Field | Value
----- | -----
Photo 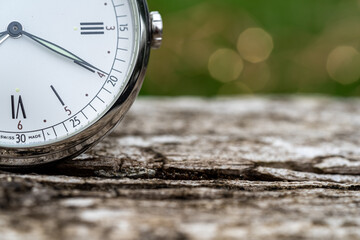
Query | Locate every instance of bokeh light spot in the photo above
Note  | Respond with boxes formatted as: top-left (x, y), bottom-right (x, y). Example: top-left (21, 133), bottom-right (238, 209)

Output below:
top-left (208, 48), bottom-right (244, 83)
top-left (326, 46), bottom-right (360, 85)
top-left (237, 28), bottom-right (274, 63)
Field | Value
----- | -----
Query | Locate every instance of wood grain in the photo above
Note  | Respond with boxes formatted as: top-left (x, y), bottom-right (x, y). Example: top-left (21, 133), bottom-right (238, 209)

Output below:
top-left (1, 97), bottom-right (360, 240)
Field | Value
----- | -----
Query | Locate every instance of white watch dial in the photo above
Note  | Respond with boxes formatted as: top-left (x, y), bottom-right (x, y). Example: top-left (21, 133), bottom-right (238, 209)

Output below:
top-left (0, 0), bottom-right (139, 147)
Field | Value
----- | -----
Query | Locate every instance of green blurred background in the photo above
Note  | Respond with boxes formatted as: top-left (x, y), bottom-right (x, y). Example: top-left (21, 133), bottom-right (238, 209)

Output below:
top-left (143, 0), bottom-right (360, 96)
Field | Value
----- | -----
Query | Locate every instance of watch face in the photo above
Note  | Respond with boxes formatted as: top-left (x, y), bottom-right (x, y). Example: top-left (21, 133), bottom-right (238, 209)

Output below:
top-left (0, 0), bottom-right (139, 148)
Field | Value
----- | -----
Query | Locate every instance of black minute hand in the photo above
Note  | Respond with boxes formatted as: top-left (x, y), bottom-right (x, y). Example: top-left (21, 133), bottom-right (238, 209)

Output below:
top-left (22, 31), bottom-right (107, 75)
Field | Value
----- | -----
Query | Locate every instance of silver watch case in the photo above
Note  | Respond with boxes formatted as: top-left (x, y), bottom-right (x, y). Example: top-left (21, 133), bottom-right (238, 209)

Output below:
top-left (0, 0), bottom-right (161, 168)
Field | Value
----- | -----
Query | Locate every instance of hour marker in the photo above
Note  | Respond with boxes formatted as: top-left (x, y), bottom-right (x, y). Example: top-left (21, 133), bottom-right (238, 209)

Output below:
top-left (11, 95), bottom-right (27, 119)
top-left (80, 22), bottom-right (104, 35)
top-left (51, 85), bottom-right (65, 106)
top-left (51, 86), bottom-right (72, 116)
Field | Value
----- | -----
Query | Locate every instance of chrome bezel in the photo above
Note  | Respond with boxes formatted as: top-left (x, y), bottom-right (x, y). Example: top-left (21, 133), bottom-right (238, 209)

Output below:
top-left (0, 0), bottom-right (152, 168)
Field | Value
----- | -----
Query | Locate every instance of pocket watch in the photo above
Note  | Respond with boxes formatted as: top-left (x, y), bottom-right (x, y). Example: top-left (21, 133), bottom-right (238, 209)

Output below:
top-left (0, 0), bottom-right (163, 168)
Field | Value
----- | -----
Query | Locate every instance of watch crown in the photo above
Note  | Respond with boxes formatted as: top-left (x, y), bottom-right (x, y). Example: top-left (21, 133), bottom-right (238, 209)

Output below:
top-left (150, 11), bottom-right (163, 49)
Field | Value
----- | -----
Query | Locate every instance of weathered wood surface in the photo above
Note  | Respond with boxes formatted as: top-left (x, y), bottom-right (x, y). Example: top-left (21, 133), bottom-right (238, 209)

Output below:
top-left (1, 97), bottom-right (360, 240)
